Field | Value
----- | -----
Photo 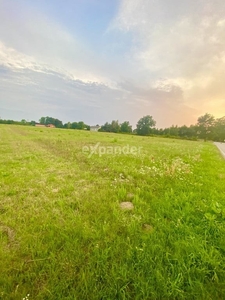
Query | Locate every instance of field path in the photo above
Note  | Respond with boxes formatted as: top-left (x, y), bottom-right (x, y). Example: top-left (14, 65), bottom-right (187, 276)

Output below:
top-left (214, 142), bottom-right (225, 158)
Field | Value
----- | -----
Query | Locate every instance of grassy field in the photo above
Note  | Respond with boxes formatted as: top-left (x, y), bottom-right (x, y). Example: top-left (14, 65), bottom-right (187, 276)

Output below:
top-left (1, 125), bottom-right (225, 299)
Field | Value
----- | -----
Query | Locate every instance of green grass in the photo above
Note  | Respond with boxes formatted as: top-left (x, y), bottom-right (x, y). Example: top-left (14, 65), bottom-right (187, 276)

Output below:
top-left (1, 124), bottom-right (225, 299)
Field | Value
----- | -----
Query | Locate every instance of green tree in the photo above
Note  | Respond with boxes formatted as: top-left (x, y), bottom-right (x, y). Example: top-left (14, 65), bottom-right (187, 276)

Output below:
top-left (197, 113), bottom-right (215, 140)
top-left (120, 121), bottom-right (132, 133)
top-left (39, 117), bottom-right (46, 124)
top-left (179, 125), bottom-right (189, 137)
top-left (99, 122), bottom-right (111, 132)
top-left (77, 121), bottom-right (85, 130)
top-left (214, 116), bottom-right (225, 142)
top-left (63, 122), bottom-right (70, 129)
top-left (99, 120), bottom-right (120, 133)
top-left (111, 120), bottom-right (120, 133)
top-left (39, 116), bottom-right (63, 128)
top-left (136, 115), bottom-right (156, 136)
top-left (30, 120), bottom-right (36, 126)
top-left (71, 122), bottom-right (78, 129)
top-left (169, 125), bottom-right (179, 136)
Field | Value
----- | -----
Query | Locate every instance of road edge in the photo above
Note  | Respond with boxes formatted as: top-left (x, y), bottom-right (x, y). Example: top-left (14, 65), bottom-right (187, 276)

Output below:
top-left (214, 142), bottom-right (225, 159)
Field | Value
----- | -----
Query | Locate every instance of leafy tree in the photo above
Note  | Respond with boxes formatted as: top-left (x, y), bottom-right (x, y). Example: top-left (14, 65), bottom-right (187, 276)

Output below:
top-left (111, 120), bottom-right (120, 133)
top-left (99, 120), bottom-right (121, 133)
top-left (197, 113), bottom-right (215, 140)
top-left (179, 125), bottom-right (189, 137)
top-left (71, 122), bottom-right (78, 129)
top-left (99, 122), bottom-right (111, 132)
top-left (77, 121), bottom-right (85, 130)
top-left (54, 118), bottom-right (63, 128)
top-left (39, 117), bottom-right (46, 125)
top-left (154, 128), bottom-right (163, 135)
top-left (188, 125), bottom-right (198, 139)
top-left (63, 122), bottom-right (71, 129)
top-left (169, 125), bottom-right (179, 136)
top-left (213, 117), bottom-right (225, 142)
top-left (67, 121), bottom-right (89, 130)
top-left (120, 121), bottom-right (132, 133)
top-left (30, 120), bottom-right (36, 126)
top-left (39, 116), bottom-right (63, 128)
top-left (136, 115), bottom-right (156, 136)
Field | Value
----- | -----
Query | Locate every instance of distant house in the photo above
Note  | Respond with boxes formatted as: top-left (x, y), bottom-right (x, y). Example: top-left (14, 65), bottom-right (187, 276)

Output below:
top-left (35, 123), bottom-right (55, 128)
top-left (35, 123), bottom-right (46, 128)
top-left (90, 125), bottom-right (101, 132)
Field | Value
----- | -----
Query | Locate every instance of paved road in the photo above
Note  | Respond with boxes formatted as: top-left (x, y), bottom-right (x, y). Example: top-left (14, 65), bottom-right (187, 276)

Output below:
top-left (214, 142), bottom-right (225, 158)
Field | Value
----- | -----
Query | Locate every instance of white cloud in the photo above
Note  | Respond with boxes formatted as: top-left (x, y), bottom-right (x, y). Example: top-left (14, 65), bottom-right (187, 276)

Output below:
top-left (109, 0), bottom-right (225, 121)
top-left (1, 0), bottom-right (225, 127)
top-left (0, 1), bottom-right (114, 85)
top-left (0, 40), bottom-right (108, 87)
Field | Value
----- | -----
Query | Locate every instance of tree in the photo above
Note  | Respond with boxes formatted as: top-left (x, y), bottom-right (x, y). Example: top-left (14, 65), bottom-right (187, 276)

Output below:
top-left (99, 122), bottom-right (111, 132)
top-left (136, 115), bottom-right (156, 136)
top-left (63, 122), bottom-right (70, 129)
top-left (39, 117), bottom-right (46, 124)
top-left (169, 125), bottom-right (179, 136)
top-left (214, 116), bottom-right (225, 142)
top-left (77, 121), bottom-right (85, 130)
top-left (39, 116), bottom-right (63, 128)
top-left (67, 121), bottom-right (89, 130)
top-left (120, 121), bottom-right (132, 133)
top-left (179, 125), bottom-right (189, 138)
top-left (54, 118), bottom-right (63, 128)
top-left (71, 122), bottom-right (78, 129)
top-left (99, 120), bottom-right (121, 133)
top-left (30, 120), bottom-right (36, 126)
top-left (111, 120), bottom-right (120, 133)
top-left (197, 113), bottom-right (215, 140)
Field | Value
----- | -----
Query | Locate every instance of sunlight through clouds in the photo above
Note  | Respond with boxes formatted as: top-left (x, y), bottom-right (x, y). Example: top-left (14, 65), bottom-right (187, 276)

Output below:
top-left (0, 0), bottom-right (225, 126)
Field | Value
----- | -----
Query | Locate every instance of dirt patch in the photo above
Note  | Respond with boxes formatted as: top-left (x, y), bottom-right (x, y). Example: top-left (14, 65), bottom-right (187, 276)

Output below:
top-left (120, 202), bottom-right (134, 210)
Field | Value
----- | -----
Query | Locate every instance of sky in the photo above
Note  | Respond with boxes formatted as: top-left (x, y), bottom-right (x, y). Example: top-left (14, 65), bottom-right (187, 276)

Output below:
top-left (0, 0), bottom-right (225, 128)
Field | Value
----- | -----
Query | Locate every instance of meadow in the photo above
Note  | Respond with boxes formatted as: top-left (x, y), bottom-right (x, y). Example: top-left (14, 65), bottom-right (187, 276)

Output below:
top-left (1, 124), bottom-right (225, 300)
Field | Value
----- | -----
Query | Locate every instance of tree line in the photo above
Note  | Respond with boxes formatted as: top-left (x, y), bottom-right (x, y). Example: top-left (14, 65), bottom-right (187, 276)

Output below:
top-left (164, 113), bottom-right (225, 142)
top-left (0, 113), bottom-right (224, 141)
top-left (99, 114), bottom-right (225, 142)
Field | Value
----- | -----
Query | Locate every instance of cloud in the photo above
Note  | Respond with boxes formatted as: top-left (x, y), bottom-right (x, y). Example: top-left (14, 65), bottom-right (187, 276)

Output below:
top-left (111, 0), bottom-right (225, 78)
top-left (107, 0), bottom-right (225, 122)
top-left (1, 0), bottom-right (225, 127)
top-left (0, 0), bottom-right (111, 84)
top-left (0, 56), bottom-right (131, 126)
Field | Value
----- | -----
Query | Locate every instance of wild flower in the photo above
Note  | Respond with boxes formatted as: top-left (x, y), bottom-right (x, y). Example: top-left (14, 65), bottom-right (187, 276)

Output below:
top-left (137, 157), bottom-right (193, 178)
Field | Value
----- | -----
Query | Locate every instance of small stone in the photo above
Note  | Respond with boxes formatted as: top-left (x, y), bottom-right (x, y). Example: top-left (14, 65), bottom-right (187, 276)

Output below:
top-left (120, 202), bottom-right (134, 210)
